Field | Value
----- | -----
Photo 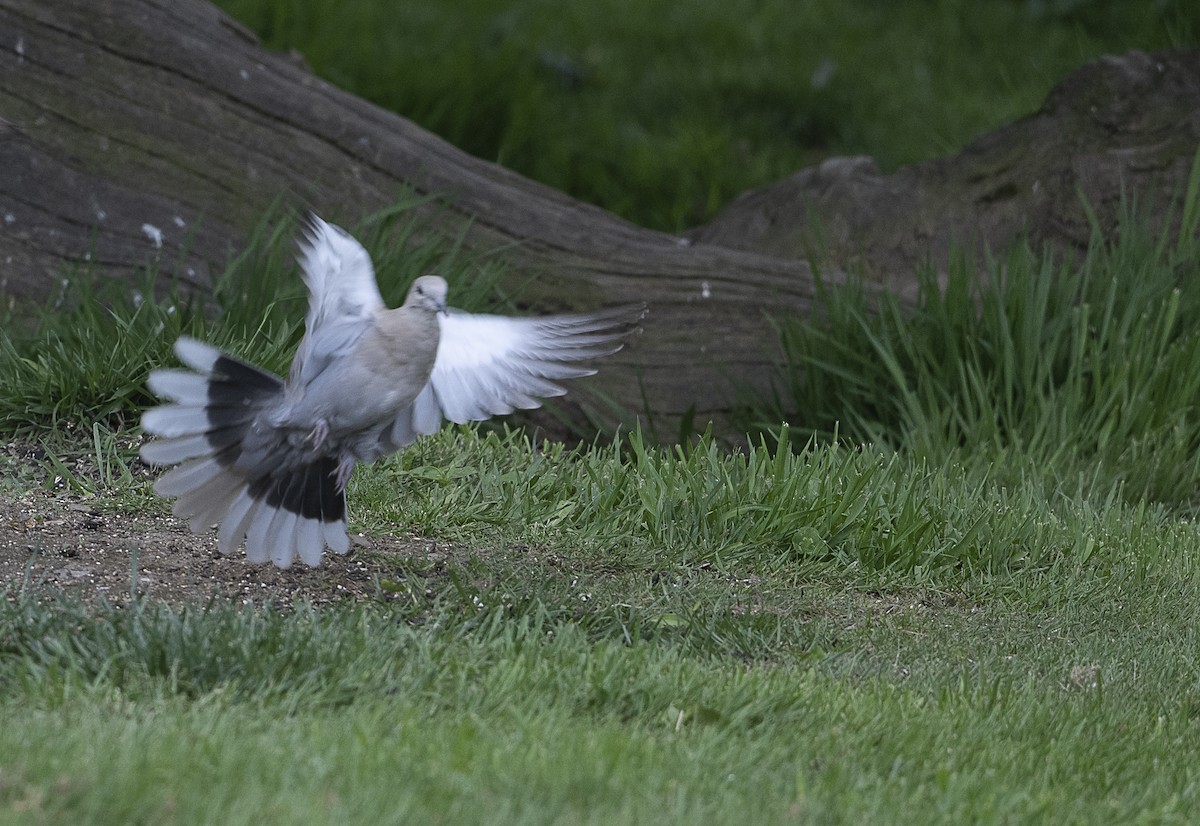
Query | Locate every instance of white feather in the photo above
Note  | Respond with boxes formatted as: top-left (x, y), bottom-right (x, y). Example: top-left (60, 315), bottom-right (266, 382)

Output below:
top-left (268, 509), bottom-right (299, 569)
top-left (296, 518), bottom-right (325, 566)
top-left (154, 457), bottom-right (224, 497)
top-left (218, 489), bottom-right (258, 555)
top-left (142, 405), bottom-right (212, 438)
top-left (140, 433), bottom-right (213, 466)
top-left (146, 370), bottom-right (209, 406)
top-left (293, 215), bottom-right (386, 384)
top-left (427, 310), bottom-right (628, 424)
top-left (244, 504), bottom-right (276, 565)
top-left (173, 337), bottom-right (221, 374)
top-left (185, 474), bottom-right (243, 534)
top-left (323, 519), bottom-right (350, 555)
top-left (411, 383), bottom-right (442, 435)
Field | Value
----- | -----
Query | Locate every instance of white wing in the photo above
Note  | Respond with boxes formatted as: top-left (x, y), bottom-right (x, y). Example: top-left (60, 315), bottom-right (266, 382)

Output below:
top-left (430, 306), bottom-right (642, 423)
top-left (373, 304), bottom-right (643, 456)
top-left (291, 214), bottom-right (386, 385)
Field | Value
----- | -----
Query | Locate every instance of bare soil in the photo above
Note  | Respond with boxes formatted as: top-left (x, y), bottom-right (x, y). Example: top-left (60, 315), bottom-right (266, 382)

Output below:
top-left (0, 440), bottom-right (450, 610)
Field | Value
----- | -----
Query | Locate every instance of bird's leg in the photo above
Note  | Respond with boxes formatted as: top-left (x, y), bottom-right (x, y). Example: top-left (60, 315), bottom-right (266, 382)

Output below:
top-left (307, 418), bottom-right (330, 449)
top-left (333, 454), bottom-right (357, 493)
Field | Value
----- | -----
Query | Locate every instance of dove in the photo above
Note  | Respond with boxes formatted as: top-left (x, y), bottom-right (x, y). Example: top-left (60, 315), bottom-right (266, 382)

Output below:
top-left (140, 214), bottom-right (644, 568)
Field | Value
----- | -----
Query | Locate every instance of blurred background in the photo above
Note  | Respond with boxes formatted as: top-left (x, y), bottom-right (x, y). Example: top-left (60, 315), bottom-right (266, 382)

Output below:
top-left (213, 0), bottom-right (1199, 231)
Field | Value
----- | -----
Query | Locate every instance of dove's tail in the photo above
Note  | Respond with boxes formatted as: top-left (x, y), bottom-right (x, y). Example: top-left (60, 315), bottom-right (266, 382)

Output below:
top-left (140, 337), bottom-right (349, 568)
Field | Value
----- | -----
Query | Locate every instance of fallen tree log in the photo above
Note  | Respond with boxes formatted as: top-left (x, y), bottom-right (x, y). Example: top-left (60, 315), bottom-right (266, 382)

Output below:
top-left (1, 0), bottom-right (1197, 437)
top-left (690, 50), bottom-right (1200, 278)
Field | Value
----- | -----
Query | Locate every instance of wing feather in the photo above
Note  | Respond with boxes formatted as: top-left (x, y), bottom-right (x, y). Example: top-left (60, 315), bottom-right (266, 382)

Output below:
top-left (427, 305), bottom-right (643, 426)
top-left (291, 215), bottom-right (385, 384)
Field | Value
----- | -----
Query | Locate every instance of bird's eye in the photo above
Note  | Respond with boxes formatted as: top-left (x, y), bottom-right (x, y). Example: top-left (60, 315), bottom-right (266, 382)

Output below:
top-left (416, 285), bottom-right (424, 295)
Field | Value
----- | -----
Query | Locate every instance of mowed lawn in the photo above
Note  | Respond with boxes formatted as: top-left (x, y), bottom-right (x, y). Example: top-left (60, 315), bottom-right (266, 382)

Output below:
top-left (3, 423), bottom-right (1200, 823)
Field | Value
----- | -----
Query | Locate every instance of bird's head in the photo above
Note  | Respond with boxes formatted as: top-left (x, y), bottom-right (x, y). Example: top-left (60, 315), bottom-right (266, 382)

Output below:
top-left (406, 275), bottom-right (449, 315)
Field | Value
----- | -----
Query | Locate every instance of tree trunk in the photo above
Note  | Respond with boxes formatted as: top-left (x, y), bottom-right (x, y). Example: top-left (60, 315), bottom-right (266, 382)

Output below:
top-left (2, 0), bottom-right (1197, 438)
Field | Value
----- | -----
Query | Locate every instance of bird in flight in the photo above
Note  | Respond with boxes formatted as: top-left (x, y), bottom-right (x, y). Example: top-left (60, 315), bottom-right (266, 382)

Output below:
top-left (140, 215), bottom-right (644, 568)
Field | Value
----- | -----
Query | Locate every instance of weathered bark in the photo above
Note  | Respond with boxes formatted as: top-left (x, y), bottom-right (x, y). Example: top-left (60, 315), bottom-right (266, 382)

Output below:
top-left (1, 0), bottom-right (1198, 438)
top-left (691, 50), bottom-right (1200, 276)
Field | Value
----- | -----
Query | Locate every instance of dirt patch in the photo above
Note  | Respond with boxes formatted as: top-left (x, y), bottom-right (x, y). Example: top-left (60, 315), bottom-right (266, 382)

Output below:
top-left (0, 441), bottom-right (452, 610)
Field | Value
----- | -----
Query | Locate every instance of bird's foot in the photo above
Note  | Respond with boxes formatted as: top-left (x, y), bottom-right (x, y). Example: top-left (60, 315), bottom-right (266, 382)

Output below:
top-left (333, 455), bottom-right (356, 492)
top-left (307, 419), bottom-right (330, 449)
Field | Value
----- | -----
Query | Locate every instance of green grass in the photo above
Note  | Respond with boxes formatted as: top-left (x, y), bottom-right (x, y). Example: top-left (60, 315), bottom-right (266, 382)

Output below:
top-left (4, 481), bottom-right (1200, 822)
top-left (765, 154), bottom-right (1200, 514)
top-left (211, 0), bottom-right (1199, 230)
top-left (6, 4), bottom-right (1200, 821)
top-left (356, 426), bottom-right (1093, 575)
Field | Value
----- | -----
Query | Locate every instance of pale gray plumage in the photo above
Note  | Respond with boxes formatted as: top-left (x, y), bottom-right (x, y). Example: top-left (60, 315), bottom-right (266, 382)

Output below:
top-left (140, 214), bottom-right (644, 568)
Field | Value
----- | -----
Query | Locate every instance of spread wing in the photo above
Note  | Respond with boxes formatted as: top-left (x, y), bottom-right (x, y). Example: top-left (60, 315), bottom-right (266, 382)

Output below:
top-left (380, 305), bottom-right (644, 450)
top-left (290, 214), bottom-right (386, 386)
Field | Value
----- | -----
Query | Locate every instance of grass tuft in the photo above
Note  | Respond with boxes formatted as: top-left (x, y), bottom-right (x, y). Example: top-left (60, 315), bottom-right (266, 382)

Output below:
top-left (350, 423), bottom-right (1186, 577)
top-left (767, 160), bottom-right (1200, 513)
